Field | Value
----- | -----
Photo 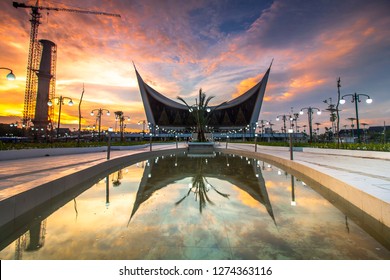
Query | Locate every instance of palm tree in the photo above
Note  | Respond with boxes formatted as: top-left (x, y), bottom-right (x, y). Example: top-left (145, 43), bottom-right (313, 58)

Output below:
top-left (178, 88), bottom-right (224, 142)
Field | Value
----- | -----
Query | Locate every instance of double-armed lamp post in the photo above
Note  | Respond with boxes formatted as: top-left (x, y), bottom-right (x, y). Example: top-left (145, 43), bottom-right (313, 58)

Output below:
top-left (299, 107), bottom-right (321, 142)
top-left (339, 93), bottom-right (372, 143)
top-left (91, 108), bottom-right (110, 141)
top-left (0, 67), bottom-right (16, 80)
top-left (48, 95), bottom-right (73, 138)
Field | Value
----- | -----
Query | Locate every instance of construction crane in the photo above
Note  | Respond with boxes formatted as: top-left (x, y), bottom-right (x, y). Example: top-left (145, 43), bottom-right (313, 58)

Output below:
top-left (13, 1), bottom-right (121, 126)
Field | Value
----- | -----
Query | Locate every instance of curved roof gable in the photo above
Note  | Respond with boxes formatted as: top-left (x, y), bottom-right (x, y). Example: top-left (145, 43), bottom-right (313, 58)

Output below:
top-left (135, 64), bottom-right (271, 128)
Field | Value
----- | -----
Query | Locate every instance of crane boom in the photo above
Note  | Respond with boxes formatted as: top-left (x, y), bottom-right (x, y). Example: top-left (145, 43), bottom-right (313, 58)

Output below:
top-left (13, 2), bottom-right (121, 18)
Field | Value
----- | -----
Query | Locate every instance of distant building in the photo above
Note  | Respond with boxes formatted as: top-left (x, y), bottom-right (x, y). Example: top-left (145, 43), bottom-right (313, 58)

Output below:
top-left (135, 64), bottom-right (272, 131)
top-left (368, 125), bottom-right (389, 133)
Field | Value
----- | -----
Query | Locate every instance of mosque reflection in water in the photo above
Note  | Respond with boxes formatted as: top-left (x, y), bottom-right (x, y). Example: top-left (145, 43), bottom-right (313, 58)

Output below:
top-left (128, 153), bottom-right (276, 224)
top-left (1, 152), bottom-right (389, 260)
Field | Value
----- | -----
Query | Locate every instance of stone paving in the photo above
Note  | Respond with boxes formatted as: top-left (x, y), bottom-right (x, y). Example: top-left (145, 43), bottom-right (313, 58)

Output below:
top-left (225, 143), bottom-right (390, 205)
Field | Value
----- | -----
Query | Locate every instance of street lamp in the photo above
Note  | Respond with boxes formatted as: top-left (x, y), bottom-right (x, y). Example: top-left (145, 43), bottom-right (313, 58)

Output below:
top-left (288, 128), bottom-right (294, 160)
top-left (339, 93), bottom-right (372, 143)
top-left (48, 95), bottom-right (74, 138)
top-left (90, 108), bottom-right (110, 141)
top-left (0, 67), bottom-right (16, 80)
top-left (299, 107), bottom-right (321, 142)
top-left (255, 133), bottom-right (258, 152)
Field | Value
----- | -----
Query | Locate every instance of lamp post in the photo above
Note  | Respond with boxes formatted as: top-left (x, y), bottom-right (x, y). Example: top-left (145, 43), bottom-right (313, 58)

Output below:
top-left (339, 93), bottom-right (372, 143)
top-left (288, 128), bottom-right (294, 160)
top-left (0, 67), bottom-right (16, 80)
top-left (255, 133), bottom-right (258, 152)
top-left (226, 135), bottom-right (229, 149)
top-left (48, 95), bottom-right (73, 138)
top-left (90, 108), bottom-right (110, 141)
top-left (299, 107), bottom-right (321, 142)
top-left (107, 127), bottom-right (113, 160)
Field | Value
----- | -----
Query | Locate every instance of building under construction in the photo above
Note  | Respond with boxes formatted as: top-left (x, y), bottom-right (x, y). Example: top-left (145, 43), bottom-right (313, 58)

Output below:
top-left (33, 39), bottom-right (57, 131)
top-left (13, 1), bottom-right (121, 132)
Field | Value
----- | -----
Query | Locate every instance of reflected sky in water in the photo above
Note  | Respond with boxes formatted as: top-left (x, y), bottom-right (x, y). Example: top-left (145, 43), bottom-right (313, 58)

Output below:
top-left (1, 152), bottom-right (389, 260)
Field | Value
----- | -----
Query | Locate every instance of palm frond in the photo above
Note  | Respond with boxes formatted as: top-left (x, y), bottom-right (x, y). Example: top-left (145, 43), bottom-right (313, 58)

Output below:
top-left (204, 95), bottom-right (215, 107)
top-left (177, 96), bottom-right (191, 109)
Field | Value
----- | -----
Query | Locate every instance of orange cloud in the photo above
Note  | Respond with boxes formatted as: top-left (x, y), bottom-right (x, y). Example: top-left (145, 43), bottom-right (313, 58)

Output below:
top-left (231, 74), bottom-right (263, 98)
top-left (289, 75), bottom-right (325, 89)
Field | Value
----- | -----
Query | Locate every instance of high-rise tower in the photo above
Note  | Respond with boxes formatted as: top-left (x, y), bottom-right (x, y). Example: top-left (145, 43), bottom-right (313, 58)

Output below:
top-left (33, 39), bottom-right (56, 131)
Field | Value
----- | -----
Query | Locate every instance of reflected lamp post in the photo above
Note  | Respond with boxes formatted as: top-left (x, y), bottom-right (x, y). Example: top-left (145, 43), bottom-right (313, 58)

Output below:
top-left (339, 93), bottom-right (372, 143)
top-left (0, 67), bottom-right (16, 80)
top-left (90, 108), bottom-right (110, 141)
top-left (48, 95), bottom-right (74, 138)
top-left (291, 175), bottom-right (296, 206)
top-left (299, 107), bottom-right (321, 142)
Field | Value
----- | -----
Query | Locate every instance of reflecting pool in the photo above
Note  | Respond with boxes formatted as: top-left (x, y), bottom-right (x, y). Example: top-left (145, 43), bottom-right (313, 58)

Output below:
top-left (0, 152), bottom-right (389, 260)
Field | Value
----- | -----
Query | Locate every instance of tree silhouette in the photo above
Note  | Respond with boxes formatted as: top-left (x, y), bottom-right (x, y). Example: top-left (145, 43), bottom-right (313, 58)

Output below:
top-left (178, 88), bottom-right (225, 142)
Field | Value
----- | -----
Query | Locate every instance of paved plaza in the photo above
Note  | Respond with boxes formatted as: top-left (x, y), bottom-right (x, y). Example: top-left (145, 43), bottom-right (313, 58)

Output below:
top-left (0, 142), bottom-right (389, 226)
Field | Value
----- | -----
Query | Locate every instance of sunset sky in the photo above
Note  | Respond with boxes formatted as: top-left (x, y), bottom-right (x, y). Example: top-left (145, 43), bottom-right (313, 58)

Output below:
top-left (0, 0), bottom-right (389, 133)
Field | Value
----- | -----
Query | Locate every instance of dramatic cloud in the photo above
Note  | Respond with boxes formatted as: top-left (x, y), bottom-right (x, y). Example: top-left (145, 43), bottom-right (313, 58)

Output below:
top-left (0, 0), bottom-right (389, 131)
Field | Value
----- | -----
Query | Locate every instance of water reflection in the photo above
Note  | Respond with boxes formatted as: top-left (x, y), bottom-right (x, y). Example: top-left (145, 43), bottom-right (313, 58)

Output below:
top-left (112, 170), bottom-right (123, 187)
top-left (290, 175), bottom-right (296, 206)
top-left (0, 151), bottom-right (389, 260)
top-left (128, 153), bottom-right (276, 224)
top-left (14, 219), bottom-right (47, 259)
